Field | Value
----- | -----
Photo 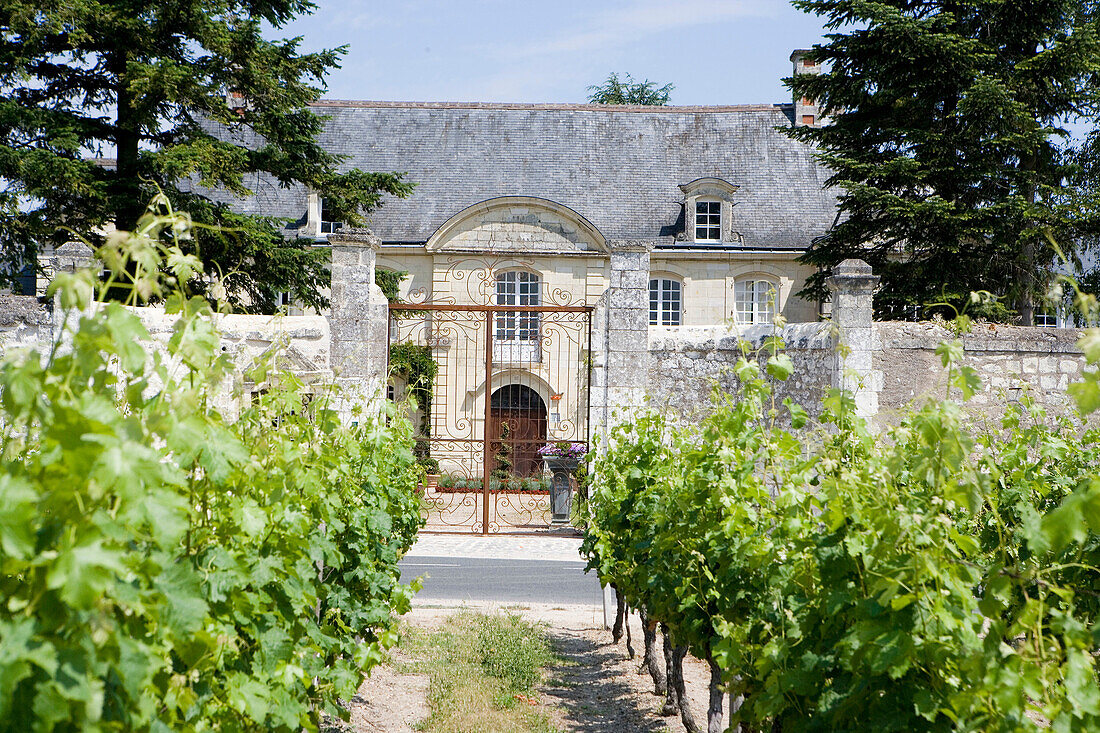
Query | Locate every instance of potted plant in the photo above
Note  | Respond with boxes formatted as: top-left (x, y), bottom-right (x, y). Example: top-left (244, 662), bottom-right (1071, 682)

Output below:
top-left (418, 455), bottom-right (441, 490)
top-left (537, 442), bottom-right (588, 525)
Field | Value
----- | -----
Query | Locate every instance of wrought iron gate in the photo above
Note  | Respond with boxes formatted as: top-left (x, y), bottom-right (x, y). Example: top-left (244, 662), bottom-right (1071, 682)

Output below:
top-left (389, 303), bottom-right (592, 534)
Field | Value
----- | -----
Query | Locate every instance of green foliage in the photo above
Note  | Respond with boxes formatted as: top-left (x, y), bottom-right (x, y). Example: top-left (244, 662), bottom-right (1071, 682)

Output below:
top-left (586, 72), bottom-right (674, 105)
top-left (474, 614), bottom-right (555, 694)
top-left (0, 0), bottom-right (414, 309)
top-left (0, 198), bottom-right (424, 730)
top-left (492, 423), bottom-right (515, 479)
top-left (375, 268), bottom-right (409, 303)
top-left (583, 327), bottom-right (1100, 731)
top-left (389, 342), bottom-right (439, 472)
top-left (787, 0), bottom-right (1100, 323)
top-left (389, 343), bottom-right (437, 415)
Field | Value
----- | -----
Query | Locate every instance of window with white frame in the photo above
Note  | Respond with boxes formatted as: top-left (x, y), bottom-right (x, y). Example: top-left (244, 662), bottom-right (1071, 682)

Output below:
top-left (495, 271), bottom-right (540, 341)
top-left (734, 279), bottom-right (776, 325)
top-left (320, 198), bottom-right (343, 235)
top-left (1035, 311), bottom-right (1058, 328)
top-left (695, 200), bottom-right (721, 241)
top-left (649, 278), bottom-right (682, 326)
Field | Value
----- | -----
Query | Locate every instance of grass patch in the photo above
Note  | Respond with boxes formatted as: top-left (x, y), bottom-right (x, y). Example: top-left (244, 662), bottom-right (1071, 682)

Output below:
top-left (400, 612), bottom-right (561, 733)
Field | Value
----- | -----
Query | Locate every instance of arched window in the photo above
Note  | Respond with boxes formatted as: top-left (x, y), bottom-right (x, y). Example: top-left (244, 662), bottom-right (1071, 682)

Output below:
top-left (495, 271), bottom-right (540, 341)
top-left (649, 277), bottom-right (682, 326)
top-left (734, 278), bottom-right (777, 325)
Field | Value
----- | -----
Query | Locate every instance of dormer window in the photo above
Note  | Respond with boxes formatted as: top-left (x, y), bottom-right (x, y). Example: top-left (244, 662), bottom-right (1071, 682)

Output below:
top-left (320, 198), bottom-right (343, 235)
top-left (678, 178), bottom-right (738, 245)
top-left (695, 201), bottom-right (721, 241)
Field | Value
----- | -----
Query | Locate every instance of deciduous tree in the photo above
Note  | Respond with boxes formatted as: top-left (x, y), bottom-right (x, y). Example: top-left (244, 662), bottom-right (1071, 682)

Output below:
top-left (587, 72), bottom-right (674, 105)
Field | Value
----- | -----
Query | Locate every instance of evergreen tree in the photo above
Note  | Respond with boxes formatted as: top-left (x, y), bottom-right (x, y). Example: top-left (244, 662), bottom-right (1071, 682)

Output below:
top-left (587, 72), bottom-right (674, 105)
top-left (0, 0), bottom-right (412, 310)
top-left (787, 0), bottom-right (1100, 323)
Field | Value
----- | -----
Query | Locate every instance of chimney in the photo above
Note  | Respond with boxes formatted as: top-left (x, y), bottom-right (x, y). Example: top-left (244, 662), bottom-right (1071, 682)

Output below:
top-left (226, 89), bottom-right (248, 117)
top-left (790, 49), bottom-right (822, 127)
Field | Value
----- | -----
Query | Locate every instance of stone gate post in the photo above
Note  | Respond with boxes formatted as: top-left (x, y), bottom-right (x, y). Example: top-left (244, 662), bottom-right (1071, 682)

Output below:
top-left (591, 242), bottom-right (651, 450)
top-left (827, 258), bottom-right (881, 419)
top-left (47, 241), bottom-right (98, 342)
top-left (328, 228), bottom-right (389, 418)
top-left (590, 242), bottom-right (653, 626)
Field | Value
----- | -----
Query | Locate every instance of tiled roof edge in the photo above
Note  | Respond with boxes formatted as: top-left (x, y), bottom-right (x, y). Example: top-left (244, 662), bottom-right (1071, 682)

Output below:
top-left (310, 100), bottom-right (793, 113)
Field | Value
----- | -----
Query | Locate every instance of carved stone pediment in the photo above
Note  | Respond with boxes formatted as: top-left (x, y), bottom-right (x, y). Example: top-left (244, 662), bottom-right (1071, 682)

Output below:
top-left (427, 197), bottom-right (608, 255)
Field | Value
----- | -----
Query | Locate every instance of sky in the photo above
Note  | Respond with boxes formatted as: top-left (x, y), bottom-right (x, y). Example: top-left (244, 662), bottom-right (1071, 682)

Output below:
top-left (272, 0), bottom-right (833, 106)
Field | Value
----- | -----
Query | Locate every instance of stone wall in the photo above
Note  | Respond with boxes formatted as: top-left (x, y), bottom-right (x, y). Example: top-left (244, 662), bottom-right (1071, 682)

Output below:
top-left (646, 318), bottom-right (1090, 426)
top-left (0, 293), bottom-right (51, 356)
top-left (644, 257), bottom-right (1091, 426)
top-left (647, 323), bottom-right (835, 421)
top-left (874, 321), bottom-right (1085, 420)
top-left (0, 296), bottom-right (333, 420)
top-left (133, 308), bottom-right (332, 420)
top-left (5, 249), bottom-right (1092, 434)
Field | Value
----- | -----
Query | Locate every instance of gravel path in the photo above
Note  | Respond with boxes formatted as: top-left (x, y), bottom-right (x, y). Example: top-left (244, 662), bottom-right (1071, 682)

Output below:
top-left (343, 534), bottom-right (724, 732)
top-left (342, 603), bottom-right (726, 733)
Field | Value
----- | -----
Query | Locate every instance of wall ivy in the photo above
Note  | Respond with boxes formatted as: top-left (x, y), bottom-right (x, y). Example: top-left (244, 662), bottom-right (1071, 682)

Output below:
top-left (377, 269), bottom-right (440, 473)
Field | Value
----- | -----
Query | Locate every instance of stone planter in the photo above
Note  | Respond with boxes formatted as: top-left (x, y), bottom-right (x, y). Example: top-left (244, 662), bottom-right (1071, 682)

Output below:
top-left (544, 456), bottom-right (580, 526)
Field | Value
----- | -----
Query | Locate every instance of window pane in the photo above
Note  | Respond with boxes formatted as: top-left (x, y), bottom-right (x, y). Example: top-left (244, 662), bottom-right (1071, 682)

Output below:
top-left (649, 278), bottom-right (682, 326)
top-left (695, 200), bottom-right (721, 241)
top-left (667, 280), bottom-right (681, 325)
top-left (734, 279), bottom-right (777, 324)
top-left (496, 271), bottom-right (540, 340)
top-left (320, 198), bottom-right (343, 234)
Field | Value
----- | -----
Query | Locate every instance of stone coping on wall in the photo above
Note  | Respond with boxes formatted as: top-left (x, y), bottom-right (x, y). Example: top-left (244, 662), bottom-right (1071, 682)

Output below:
top-left (648, 322), bottom-right (834, 352)
top-left (126, 308), bottom-right (332, 374)
top-left (121, 306), bottom-right (328, 339)
top-left (876, 321), bottom-right (1083, 355)
top-left (0, 293), bottom-right (50, 326)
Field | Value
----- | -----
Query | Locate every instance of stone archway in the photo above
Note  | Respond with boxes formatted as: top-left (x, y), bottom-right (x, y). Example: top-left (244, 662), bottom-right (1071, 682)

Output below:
top-left (488, 384), bottom-right (547, 478)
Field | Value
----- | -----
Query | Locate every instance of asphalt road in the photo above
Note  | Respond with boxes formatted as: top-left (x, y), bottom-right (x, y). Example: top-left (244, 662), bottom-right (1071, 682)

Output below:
top-left (399, 555), bottom-right (603, 605)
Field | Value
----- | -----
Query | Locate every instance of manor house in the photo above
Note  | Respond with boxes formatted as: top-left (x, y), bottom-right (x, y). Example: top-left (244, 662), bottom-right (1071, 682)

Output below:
top-left (191, 51), bottom-right (840, 530)
top-left (196, 50), bottom-right (832, 487)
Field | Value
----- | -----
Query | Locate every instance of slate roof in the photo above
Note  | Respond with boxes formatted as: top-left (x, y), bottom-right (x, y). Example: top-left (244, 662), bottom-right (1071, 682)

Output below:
top-left (205, 101), bottom-right (839, 250)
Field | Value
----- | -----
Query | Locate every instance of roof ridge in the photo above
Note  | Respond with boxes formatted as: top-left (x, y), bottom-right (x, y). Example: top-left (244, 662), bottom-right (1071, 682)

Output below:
top-left (309, 100), bottom-right (792, 113)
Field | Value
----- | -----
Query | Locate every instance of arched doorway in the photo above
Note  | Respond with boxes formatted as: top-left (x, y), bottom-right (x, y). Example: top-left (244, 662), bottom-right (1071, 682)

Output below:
top-left (488, 384), bottom-right (547, 478)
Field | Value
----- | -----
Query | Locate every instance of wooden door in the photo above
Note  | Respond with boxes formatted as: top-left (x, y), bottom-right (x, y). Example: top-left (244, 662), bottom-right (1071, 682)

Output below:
top-left (488, 385), bottom-right (547, 478)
